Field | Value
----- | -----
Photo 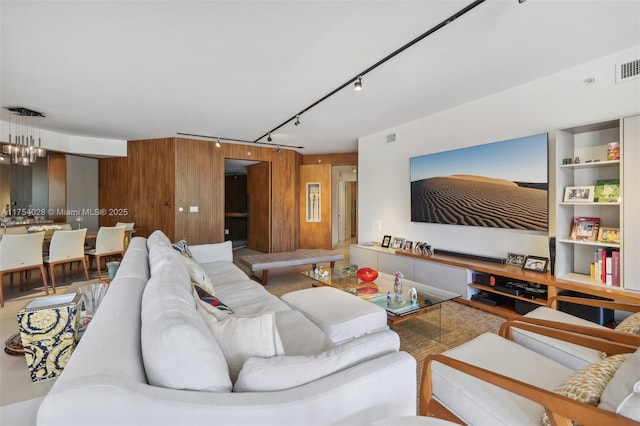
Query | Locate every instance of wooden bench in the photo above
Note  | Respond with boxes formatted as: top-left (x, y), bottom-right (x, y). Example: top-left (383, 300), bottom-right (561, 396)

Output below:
top-left (238, 249), bottom-right (344, 285)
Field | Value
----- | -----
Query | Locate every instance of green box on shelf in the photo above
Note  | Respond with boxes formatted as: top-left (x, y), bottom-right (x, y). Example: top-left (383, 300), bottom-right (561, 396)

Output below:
top-left (594, 179), bottom-right (619, 203)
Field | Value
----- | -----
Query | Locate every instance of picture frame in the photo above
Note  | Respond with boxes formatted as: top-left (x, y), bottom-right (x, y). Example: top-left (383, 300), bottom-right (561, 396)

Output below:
top-left (506, 252), bottom-right (526, 266)
top-left (598, 227), bottom-right (620, 244)
top-left (570, 216), bottom-right (601, 241)
top-left (563, 185), bottom-right (595, 203)
top-left (381, 235), bottom-right (392, 248)
top-left (594, 179), bottom-right (620, 203)
top-left (522, 256), bottom-right (549, 273)
top-left (403, 240), bottom-right (413, 250)
top-left (391, 237), bottom-right (405, 249)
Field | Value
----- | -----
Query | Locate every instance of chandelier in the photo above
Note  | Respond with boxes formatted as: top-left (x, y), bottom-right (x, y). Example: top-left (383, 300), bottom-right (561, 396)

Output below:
top-left (2, 107), bottom-right (47, 166)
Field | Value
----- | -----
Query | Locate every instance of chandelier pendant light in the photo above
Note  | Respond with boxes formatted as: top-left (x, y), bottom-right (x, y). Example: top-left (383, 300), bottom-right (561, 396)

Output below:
top-left (3, 107), bottom-right (46, 166)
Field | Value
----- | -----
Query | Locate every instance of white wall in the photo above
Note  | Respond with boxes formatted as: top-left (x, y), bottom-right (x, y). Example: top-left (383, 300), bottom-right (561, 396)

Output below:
top-left (358, 46), bottom-right (640, 260)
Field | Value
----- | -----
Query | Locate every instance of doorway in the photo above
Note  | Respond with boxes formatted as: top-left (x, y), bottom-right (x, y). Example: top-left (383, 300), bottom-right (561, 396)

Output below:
top-left (224, 159), bottom-right (271, 252)
top-left (332, 165), bottom-right (357, 247)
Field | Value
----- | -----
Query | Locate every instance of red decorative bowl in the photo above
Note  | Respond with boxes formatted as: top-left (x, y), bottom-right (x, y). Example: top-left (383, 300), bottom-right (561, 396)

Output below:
top-left (357, 267), bottom-right (378, 283)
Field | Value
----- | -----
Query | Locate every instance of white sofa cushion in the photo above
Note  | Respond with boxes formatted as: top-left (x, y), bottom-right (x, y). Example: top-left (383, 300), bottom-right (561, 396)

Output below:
top-left (511, 306), bottom-right (606, 370)
top-left (190, 241), bottom-right (233, 263)
top-left (599, 346), bottom-right (640, 420)
top-left (233, 330), bottom-right (400, 392)
top-left (141, 257), bottom-right (231, 392)
top-left (200, 312), bottom-right (285, 383)
top-left (281, 286), bottom-right (388, 343)
top-left (431, 332), bottom-right (572, 426)
top-left (274, 310), bottom-right (335, 355)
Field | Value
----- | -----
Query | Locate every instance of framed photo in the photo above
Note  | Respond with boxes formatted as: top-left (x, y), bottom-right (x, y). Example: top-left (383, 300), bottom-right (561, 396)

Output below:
top-left (522, 256), bottom-right (549, 273)
top-left (404, 240), bottom-right (413, 250)
top-left (381, 235), bottom-right (392, 248)
top-left (570, 216), bottom-right (601, 241)
top-left (506, 252), bottom-right (526, 266)
top-left (563, 185), bottom-right (595, 203)
top-left (598, 227), bottom-right (620, 244)
top-left (391, 237), bottom-right (405, 249)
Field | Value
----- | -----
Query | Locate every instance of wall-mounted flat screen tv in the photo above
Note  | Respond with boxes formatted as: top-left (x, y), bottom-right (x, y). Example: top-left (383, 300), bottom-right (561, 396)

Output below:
top-left (410, 133), bottom-right (548, 231)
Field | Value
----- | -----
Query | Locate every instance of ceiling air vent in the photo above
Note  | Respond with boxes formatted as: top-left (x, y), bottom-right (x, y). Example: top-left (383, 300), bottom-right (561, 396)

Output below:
top-left (386, 133), bottom-right (396, 144)
top-left (616, 59), bottom-right (640, 83)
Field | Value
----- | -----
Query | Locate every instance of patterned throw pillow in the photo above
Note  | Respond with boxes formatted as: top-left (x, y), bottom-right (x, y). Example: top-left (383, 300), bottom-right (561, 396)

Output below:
top-left (542, 353), bottom-right (631, 426)
top-left (615, 312), bottom-right (640, 335)
top-left (172, 239), bottom-right (193, 259)
top-left (194, 285), bottom-right (234, 315)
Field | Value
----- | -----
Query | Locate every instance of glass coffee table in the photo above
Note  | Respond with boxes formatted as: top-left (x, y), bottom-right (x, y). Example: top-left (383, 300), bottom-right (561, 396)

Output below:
top-left (302, 268), bottom-right (459, 340)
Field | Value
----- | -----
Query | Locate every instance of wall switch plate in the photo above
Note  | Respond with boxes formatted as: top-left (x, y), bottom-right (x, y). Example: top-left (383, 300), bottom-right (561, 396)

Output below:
top-left (189, 206), bottom-right (198, 213)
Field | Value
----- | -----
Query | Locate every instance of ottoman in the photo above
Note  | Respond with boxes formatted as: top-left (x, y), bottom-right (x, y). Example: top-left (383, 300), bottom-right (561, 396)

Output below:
top-left (281, 286), bottom-right (388, 343)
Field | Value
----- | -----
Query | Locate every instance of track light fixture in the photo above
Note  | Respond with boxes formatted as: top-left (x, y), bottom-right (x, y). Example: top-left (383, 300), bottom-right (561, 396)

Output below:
top-left (276, 145), bottom-right (281, 153)
top-left (354, 76), bottom-right (363, 91)
top-left (215, 138), bottom-right (221, 148)
top-left (294, 115), bottom-right (300, 126)
top-left (267, 133), bottom-right (272, 142)
top-left (518, 0), bottom-right (527, 3)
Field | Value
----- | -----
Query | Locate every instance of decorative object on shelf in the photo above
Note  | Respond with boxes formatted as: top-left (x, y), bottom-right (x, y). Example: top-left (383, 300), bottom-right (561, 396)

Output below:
top-left (563, 185), bottom-right (595, 203)
top-left (562, 158), bottom-right (573, 165)
top-left (574, 156), bottom-right (581, 164)
top-left (393, 271), bottom-right (404, 302)
top-left (391, 237), bottom-right (405, 249)
top-left (598, 227), bottom-right (620, 244)
top-left (607, 142), bottom-right (620, 160)
top-left (356, 267), bottom-right (378, 283)
top-left (522, 256), bottom-right (549, 273)
top-left (17, 292), bottom-right (82, 382)
top-left (414, 242), bottom-right (433, 256)
top-left (570, 217), bottom-right (601, 241)
top-left (506, 252), bottom-right (526, 266)
top-left (594, 179), bottom-right (620, 203)
top-left (403, 240), bottom-right (413, 250)
top-left (381, 235), bottom-right (392, 248)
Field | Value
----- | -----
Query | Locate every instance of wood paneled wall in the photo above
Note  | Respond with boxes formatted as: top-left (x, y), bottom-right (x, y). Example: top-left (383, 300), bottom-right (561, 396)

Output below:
top-left (301, 153), bottom-right (358, 166)
top-left (98, 156), bottom-right (129, 227)
top-left (48, 154), bottom-right (66, 223)
top-left (299, 163), bottom-right (332, 249)
top-left (99, 139), bottom-right (302, 251)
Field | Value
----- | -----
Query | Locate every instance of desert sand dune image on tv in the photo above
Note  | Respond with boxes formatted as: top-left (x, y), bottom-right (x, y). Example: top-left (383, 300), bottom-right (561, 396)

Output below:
top-left (410, 133), bottom-right (548, 232)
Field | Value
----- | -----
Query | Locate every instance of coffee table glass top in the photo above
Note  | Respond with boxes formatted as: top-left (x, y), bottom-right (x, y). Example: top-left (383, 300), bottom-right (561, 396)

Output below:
top-left (301, 267), bottom-right (458, 319)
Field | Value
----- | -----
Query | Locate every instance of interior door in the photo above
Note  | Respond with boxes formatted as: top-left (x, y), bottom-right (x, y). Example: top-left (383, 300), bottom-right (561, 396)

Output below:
top-left (247, 161), bottom-right (271, 253)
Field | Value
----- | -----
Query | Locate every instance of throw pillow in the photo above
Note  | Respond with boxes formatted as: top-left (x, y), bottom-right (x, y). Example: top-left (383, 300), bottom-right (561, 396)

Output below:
top-left (193, 286), bottom-right (233, 322)
top-left (615, 312), bottom-right (640, 335)
top-left (172, 239), bottom-right (193, 259)
top-left (599, 346), bottom-right (640, 420)
top-left (203, 312), bottom-right (285, 383)
top-left (542, 353), bottom-right (631, 426)
top-left (183, 256), bottom-right (215, 295)
top-left (194, 285), bottom-right (234, 315)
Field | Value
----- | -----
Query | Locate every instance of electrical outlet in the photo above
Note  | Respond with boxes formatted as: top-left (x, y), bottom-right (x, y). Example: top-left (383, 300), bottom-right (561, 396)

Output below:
top-left (224, 229), bottom-right (230, 235)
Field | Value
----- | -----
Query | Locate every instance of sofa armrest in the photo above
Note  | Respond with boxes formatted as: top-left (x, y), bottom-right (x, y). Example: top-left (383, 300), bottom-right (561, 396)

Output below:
top-left (189, 241), bottom-right (233, 263)
top-left (500, 317), bottom-right (640, 353)
top-left (547, 295), bottom-right (640, 313)
top-left (420, 354), bottom-right (637, 426)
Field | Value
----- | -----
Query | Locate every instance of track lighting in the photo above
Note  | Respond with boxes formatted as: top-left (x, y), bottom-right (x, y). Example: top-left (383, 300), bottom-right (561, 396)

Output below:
top-left (215, 138), bottom-right (221, 148)
top-left (267, 134), bottom-right (272, 142)
top-left (276, 145), bottom-right (281, 153)
top-left (294, 115), bottom-right (300, 126)
top-left (518, 0), bottom-right (527, 3)
top-left (354, 76), bottom-right (363, 91)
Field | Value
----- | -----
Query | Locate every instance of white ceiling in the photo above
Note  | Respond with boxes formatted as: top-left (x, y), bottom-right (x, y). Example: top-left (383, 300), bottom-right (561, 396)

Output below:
top-left (1, 1), bottom-right (639, 155)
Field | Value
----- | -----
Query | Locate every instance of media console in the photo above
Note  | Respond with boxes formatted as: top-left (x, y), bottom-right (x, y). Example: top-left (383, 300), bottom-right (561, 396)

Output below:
top-left (350, 244), bottom-right (640, 317)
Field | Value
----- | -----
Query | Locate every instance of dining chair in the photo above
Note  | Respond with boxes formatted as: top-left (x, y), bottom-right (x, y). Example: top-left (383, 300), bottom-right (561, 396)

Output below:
top-left (0, 232), bottom-right (49, 307)
top-left (86, 226), bottom-right (126, 280)
top-left (44, 229), bottom-right (89, 292)
top-left (116, 222), bottom-right (135, 247)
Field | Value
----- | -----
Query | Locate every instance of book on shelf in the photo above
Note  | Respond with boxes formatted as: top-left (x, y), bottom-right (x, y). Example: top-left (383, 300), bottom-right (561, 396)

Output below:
top-left (570, 217), bottom-right (600, 241)
top-left (592, 248), bottom-right (620, 286)
top-left (594, 179), bottom-right (620, 203)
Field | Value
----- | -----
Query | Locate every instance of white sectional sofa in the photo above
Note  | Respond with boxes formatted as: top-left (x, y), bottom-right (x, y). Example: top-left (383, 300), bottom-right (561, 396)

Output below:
top-left (37, 231), bottom-right (417, 425)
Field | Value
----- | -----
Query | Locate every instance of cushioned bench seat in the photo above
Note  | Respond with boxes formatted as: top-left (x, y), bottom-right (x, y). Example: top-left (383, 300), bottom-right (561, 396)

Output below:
top-left (238, 249), bottom-right (344, 285)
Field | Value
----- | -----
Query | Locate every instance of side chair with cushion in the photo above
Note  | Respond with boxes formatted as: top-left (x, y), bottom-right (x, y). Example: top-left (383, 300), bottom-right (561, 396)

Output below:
top-left (505, 295), bottom-right (640, 370)
top-left (116, 221), bottom-right (135, 247)
top-left (44, 228), bottom-right (90, 292)
top-left (0, 232), bottom-right (49, 307)
top-left (420, 321), bottom-right (640, 426)
top-left (86, 226), bottom-right (126, 280)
